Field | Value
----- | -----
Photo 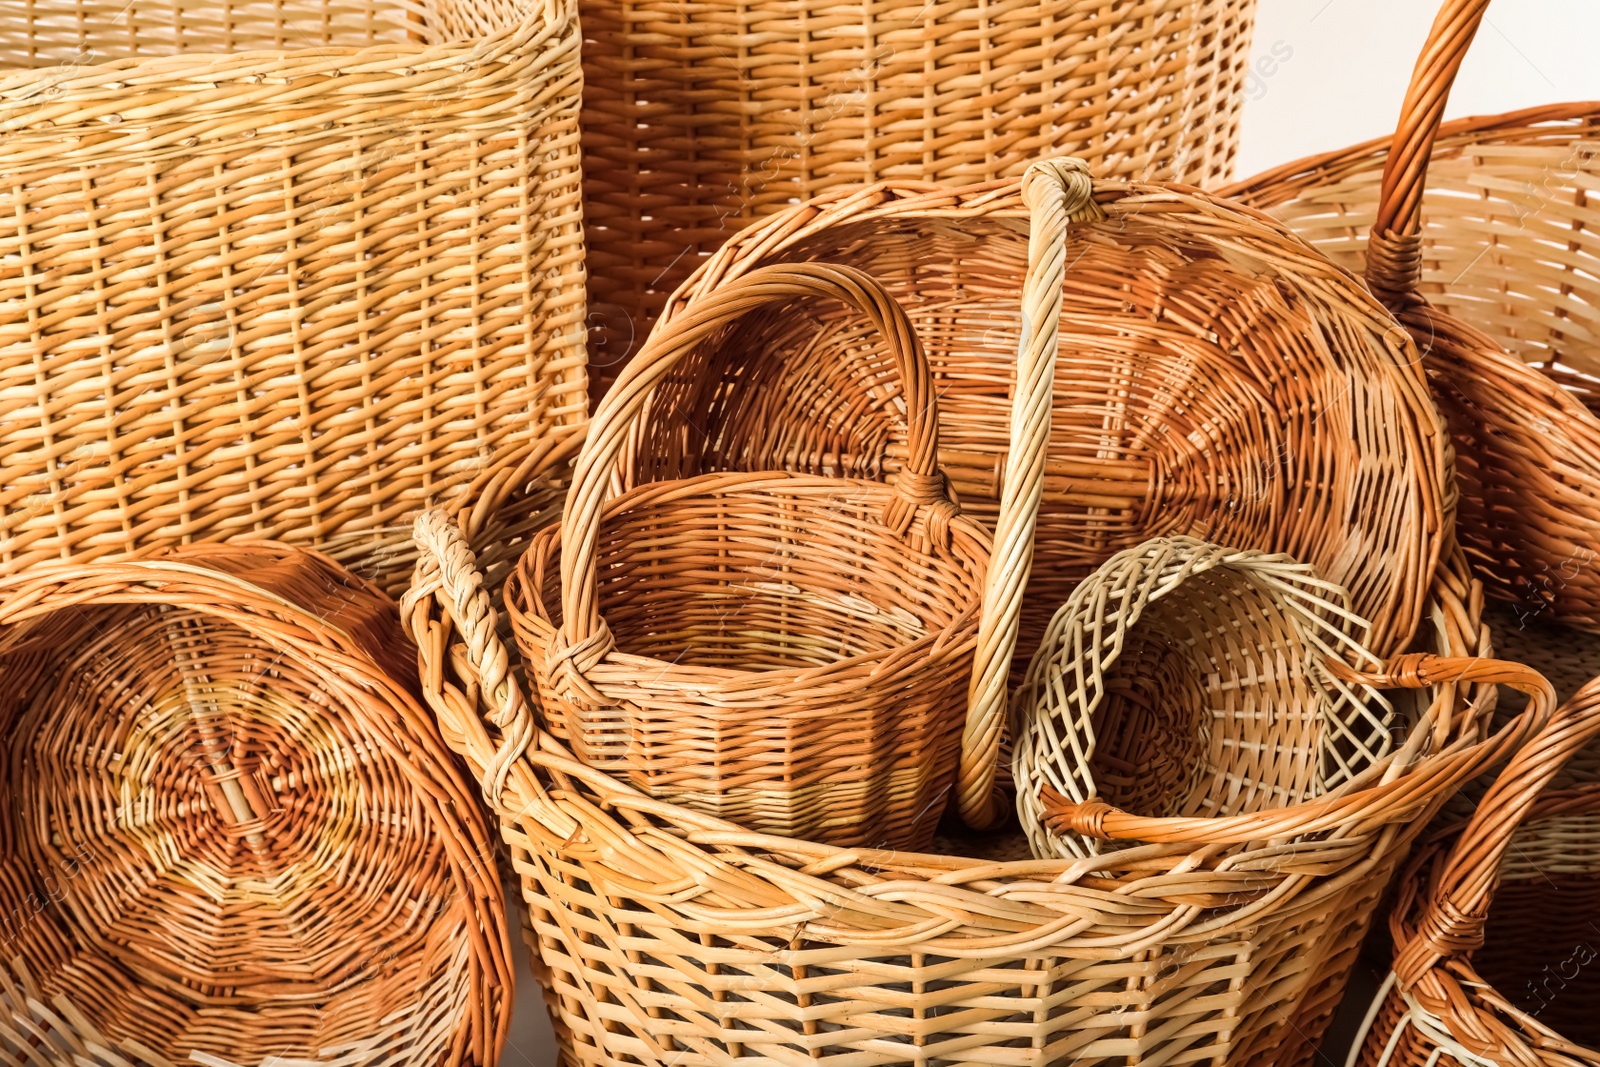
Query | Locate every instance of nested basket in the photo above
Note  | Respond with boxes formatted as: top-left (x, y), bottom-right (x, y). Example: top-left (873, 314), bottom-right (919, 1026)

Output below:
top-left (503, 263), bottom-right (991, 849)
top-left (0, 543), bottom-right (508, 1065)
top-left (1349, 656), bottom-right (1600, 1067)
top-left (1225, 0), bottom-right (1600, 630)
top-left (638, 156), bottom-right (1453, 826)
top-left (0, 0), bottom-right (587, 595)
top-left (408, 510), bottom-right (1542, 1067)
top-left (1012, 536), bottom-right (1394, 861)
top-left (580, 0), bottom-right (1260, 394)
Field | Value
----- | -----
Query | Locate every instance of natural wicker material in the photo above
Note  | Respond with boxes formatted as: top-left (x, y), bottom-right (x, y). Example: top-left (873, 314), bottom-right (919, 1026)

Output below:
top-left (1349, 660), bottom-right (1600, 1067)
top-left (1224, 2), bottom-right (1600, 630)
top-left (1013, 536), bottom-right (1393, 861)
top-left (642, 157), bottom-right (1453, 807)
top-left (505, 262), bottom-right (991, 849)
top-left (408, 514), bottom-right (1537, 1067)
top-left (0, 0), bottom-right (587, 595)
top-left (579, 0), bottom-right (1260, 396)
top-left (0, 543), bottom-right (508, 1065)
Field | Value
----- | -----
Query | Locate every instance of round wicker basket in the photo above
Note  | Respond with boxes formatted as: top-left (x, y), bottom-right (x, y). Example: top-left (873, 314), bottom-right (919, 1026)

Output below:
top-left (0, 0), bottom-right (587, 595)
top-left (1224, 0), bottom-right (1600, 630)
top-left (408, 514), bottom-right (1537, 1067)
top-left (0, 543), bottom-right (508, 1065)
top-left (504, 262), bottom-right (991, 849)
top-left (1012, 535), bottom-right (1393, 861)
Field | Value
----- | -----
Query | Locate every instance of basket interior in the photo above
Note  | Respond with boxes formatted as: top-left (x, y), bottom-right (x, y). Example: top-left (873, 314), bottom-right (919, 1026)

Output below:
top-left (0, 601), bottom-right (472, 1061)
top-left (1090, 566), bottom-right (1328, 821)
top-left (635, 210), bottom-right (1434, 661)
top-left (0, 0), bottom-right (521, 66)
top-left (531, 479), bottom-right (981, 672)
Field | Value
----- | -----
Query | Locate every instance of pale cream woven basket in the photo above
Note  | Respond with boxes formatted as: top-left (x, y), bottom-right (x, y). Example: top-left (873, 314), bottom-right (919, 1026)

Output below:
top-left (0, 0), bottom-right (587, 594)
top-left (1012, 535), bottom-right (1394, 861)
top-left (580, 0), bottom-right (1260, 396)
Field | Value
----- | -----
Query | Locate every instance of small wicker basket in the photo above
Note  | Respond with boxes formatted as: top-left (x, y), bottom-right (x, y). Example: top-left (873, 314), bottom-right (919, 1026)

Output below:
top-left (1012, 536), bottom-right (1393, 861)
top-left (580, 0), bottom-right (1261, 396)
top-left (502, 262), bottom-right (991, 849)
top-left (408, 515), bottom-right (1542, 1067)
top-left (0, 543), bottom-right (508, 1065)
top-left (0, 0), bottom-right (587, 595)
top-left (1225, 0), bottom-right (1600, 630)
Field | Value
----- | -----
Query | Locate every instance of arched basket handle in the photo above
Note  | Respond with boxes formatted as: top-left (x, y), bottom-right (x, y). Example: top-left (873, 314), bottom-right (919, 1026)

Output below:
top-left (1367, 0), bottom-right (1492, 306)
top-left (956, 156), bottom-right (1105, 828)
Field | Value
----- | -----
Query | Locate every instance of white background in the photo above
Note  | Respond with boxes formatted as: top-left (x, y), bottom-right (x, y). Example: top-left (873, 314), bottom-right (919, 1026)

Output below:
top-left (499, 3), bottom-right (1600, 1063)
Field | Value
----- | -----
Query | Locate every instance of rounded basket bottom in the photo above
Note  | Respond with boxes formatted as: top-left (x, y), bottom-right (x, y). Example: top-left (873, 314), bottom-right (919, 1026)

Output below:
top-left (0, 601), bottom-right (480, 1064)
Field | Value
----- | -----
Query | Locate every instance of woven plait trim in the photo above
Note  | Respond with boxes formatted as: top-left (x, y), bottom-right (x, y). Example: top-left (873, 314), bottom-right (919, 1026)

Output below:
top-left (1394, 898), bottom-right (1487, 989)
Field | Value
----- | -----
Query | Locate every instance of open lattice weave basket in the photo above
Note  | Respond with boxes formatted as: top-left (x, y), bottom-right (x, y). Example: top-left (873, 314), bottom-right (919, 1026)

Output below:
top-left (0, 0), bottom-right (587, 594)
top-left (0, 543), bottom-right (509, 1065)
top-left (407, 507), bottom-right (1542, 1067)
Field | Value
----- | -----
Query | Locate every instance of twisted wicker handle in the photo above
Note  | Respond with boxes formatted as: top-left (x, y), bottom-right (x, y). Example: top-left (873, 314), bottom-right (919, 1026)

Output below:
top-left (554, 262), bottom-right (957, 690)
top-left (1041, 653), bottom-right (1553, 846)
top-left (1367, 0), bottom-right (1492, 306)
top-left (1390, 672), bottom-right (1600, 989)
top-left (404, 509), bottom-right (538, 812)
top-left (956, 156), bottom-right (1105, 829)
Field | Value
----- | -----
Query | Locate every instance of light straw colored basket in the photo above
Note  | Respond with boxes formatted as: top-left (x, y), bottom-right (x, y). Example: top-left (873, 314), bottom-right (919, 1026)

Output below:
top-left (1348, 648), bottom-right (1600, 1067)
top-left (580, 0), bottom-right (1260, 395)
top-left (406, 514), bottom-right (1539, 1067)
top-left (1225, 0), bottom-right (1600, 631)
top-left (503, 262), bottom-right (991, 849)
top-left (0, 0), bottom-right (586, 595)
top-left (0, 542), bottom-right (509, 1065)
top-left (635, 155), bottom-right (1453, 831)
top-left (1012, 535), bottom-right (1393, 861)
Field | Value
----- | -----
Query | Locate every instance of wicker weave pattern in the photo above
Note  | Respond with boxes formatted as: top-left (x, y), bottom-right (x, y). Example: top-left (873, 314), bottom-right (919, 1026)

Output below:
top-left (0, 543), bottom-right (508, 1065)
top-left (410, 515), bottom-right (1533, 1067)
top-left (579, 0), bottom-right (1259, 392)
top-left (1350, 664), bottom-right (1600, 1067)
top-left (505, 263), bottom-right (991, 849)
top-left (1225, 1), bottom-right (1600, 630)
top-left (1013, 536), bottom-right (1391, 860)
top-left (0, 0), bottom-right (586, 595)
top-left (645, 170), bottom-right (1452, 686)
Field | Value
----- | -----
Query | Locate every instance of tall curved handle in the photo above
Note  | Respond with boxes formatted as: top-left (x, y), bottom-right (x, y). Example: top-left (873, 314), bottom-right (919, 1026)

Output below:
top-left (553, 261), bottom-right (958, 698)
top-left (1367, 0), bottom-right (1492, 306)
top-left (1390, 671), bottom-right (1600, 989)
top-left (1040, 653), bottom-right (1554, 845)
top-left (956, 156), bottom-right (1105, 828)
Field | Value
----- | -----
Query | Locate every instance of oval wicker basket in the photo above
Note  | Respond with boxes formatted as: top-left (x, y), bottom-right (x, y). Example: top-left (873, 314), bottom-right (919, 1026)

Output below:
top-left (1012, 535), bottom-right (1393, 861)
top-left (503, 262), bottom-right (991, 850)
top-left (580, 0), bottom-right (1260, 395)
top-left (1349, 657), bottom-right (1600, 1067)
top-left (408, 513), bottom-right (1540, 1067)
top-left (1224, 0), bottom-right (1600, 631)
top-left (638, 157), bottom-right (1453, 815)
top-left (0, 0), bottom-right (587, 595)
top-left (0, 543), bottom-right (508, 1065)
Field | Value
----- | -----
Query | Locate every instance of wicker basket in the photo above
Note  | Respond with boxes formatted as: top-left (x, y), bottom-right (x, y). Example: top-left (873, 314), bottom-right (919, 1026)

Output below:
top-left (580, 0), bottom-right (1260, 395)
top-left (0, 0), bottom-right (587, 595)
top-left (1224, 1), bottom-right (1600, 631)
top-left (638, 156), bottom-right (1453, 826)
top-left (407, 513), bottom-right (1541, 1067)
top-left (502, 262), bottom-right (992, 849)
top-left (1349, 657), bottom-right (1600, 1067)
top-left (0, 543), bottom-right (508, 1065)
top-left (1012, 535), bottom-right (1395, 861)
